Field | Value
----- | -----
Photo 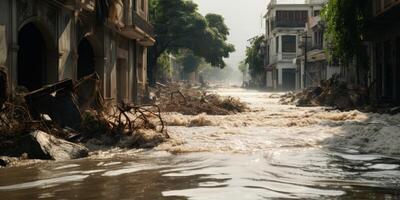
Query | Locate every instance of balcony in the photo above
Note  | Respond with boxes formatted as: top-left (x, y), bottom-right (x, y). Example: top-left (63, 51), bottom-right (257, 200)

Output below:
top-left (281, 52), bottom-right (297, 60)
top-left (308, 43), bottom-right (323, 51)
top-left (271, 17), bottom-right (306, 30)
top-left (117, 1), bottom-right (155, 46)
top-left (132, 11), bottom-right (154, 37)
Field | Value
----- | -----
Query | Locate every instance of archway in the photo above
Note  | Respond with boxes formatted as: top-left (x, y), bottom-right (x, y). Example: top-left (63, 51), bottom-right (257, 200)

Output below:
top-left (17, 23), bottom-right (47, 91)
top-left (77, 38), bottom-right (95, 79)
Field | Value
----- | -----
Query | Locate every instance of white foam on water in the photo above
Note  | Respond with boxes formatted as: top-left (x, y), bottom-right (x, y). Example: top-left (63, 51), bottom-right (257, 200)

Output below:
top-left (0, 175), bottom-right (88, 191)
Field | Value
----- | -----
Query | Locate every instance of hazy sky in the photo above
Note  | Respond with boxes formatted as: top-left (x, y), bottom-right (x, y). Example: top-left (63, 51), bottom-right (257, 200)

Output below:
top-left (193, 0), bottom-right (268, 68)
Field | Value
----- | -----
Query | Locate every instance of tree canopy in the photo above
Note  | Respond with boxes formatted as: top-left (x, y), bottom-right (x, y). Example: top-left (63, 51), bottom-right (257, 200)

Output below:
top-left (322, 0), bottom-right (372, 64)
top-left (245, 35), bottom-right (265, 84)
top-left (148, 0), bottom-right (235, 83)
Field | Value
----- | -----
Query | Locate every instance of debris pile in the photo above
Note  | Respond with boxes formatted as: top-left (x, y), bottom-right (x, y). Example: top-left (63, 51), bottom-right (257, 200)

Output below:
top-left (280, 76), bottom-right (369, 110)
top-left (0, 73), bottom-right (168, 165)
top-left (152, 83), bottom-right (248, 115)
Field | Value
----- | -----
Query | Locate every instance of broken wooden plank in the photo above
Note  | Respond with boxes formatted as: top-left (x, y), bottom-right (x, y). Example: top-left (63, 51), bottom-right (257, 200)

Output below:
top-left (24, 79), bottom-right (73, 102)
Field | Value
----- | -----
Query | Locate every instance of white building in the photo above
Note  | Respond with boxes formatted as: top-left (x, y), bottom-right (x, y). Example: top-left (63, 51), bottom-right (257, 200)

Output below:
top-left (295, 0), bottom-right (341, 89)
top-left (264, 0), bottom-right (325, 91)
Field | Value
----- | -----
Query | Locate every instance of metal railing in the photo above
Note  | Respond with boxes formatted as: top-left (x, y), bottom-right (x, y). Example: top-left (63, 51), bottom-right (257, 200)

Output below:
top-left (281, 52), bottom-right (297, 60)
top-left (308, 43), bottom-right (323, 51)
top-left (270, 17), bottom-right (307, 29)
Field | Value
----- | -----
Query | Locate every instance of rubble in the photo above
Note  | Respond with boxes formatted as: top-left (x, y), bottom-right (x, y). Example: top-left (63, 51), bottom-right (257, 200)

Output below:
top-left (0, 73), bottom-right (169, 166)
top-left (24, 79), bottom-right (82, 129)
top-left (152, 82), bottom-right (248, 115)
top-left (280, 76), bottom-right (369, 110)
top-left (1, 131), bottom-right (89, 160)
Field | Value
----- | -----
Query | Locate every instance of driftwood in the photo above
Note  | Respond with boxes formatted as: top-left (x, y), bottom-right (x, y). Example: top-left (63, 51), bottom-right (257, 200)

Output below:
top-left (151, 82), bottom-right (248, 115)
top-left (170, 90), bottom-right (187, 104)
top-left (113, 102), bottom-right (168, 138)
top-left (24, 79), bottom-right (82, 129)
top-left (1, 73), bottom-right (169, 151)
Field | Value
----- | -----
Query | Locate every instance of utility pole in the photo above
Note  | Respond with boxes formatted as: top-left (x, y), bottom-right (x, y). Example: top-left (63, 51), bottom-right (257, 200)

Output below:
top-left (302, 33), bottom-right (311, 88)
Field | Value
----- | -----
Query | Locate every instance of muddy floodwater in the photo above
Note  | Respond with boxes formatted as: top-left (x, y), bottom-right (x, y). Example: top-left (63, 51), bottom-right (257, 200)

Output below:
top-left (1, 88), bottom-right (400, 199)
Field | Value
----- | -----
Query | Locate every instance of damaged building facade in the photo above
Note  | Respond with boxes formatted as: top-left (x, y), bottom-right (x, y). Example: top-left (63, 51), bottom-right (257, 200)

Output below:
top-left (0, 0), bottom-right (154, 103)
top-left (368, 0), bottom-right (400, 104)
top-left (264, 0), bottom-right (325, 91)
top-left (295, 0), bottom-right (340, 89)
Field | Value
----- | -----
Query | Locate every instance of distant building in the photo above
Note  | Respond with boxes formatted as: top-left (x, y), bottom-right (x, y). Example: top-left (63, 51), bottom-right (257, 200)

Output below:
top-left (264, 0), bottom-right (326, 91)
top-left (0, 0), bottom-right (154, 103)
top-left (367, 0), bottom-right (400, 104)
top-left (295, 0), bottom-right (340, 89)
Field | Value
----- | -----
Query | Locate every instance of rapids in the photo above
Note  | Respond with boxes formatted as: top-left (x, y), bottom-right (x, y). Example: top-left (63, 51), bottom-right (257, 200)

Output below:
top-left (0, 88), bottom-right (399, 199)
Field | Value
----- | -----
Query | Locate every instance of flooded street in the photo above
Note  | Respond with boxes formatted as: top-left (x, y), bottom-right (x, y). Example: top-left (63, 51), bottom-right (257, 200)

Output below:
top-left (1, 88), bottom-right (400, 199)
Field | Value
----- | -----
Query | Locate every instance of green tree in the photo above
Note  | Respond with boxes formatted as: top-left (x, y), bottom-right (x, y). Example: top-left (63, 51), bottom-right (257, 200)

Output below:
top-left (322, 0), bottom-right (372, 83)
top-left (181, 53), bottom-right (202, 74)
top-left (238, 60), bottom-right (248, 83)
top-left (245, 35), bottom-right (265, 86)
top-left (148, 0), bottom-right (235, 85)
top-left (156, 53), bottom-right (173, 82)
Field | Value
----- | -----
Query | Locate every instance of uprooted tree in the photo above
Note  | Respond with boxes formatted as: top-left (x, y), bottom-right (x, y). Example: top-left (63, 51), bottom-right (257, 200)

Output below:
top-left (147, 0), bottom-right (235, 85)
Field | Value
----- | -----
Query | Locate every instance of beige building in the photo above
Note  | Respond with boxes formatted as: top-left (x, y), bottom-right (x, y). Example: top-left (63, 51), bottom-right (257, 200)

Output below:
top-left (0, 0), bottom-right (154, 103)
top-left (264, 0), bottom-right (325, 91)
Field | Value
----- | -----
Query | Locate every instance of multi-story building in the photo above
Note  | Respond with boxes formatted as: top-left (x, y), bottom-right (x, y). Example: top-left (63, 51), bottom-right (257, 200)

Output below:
top-left (295, 0), bottom-right (340, 89)
top-left (0, 0), bottom-right (154, 103)
top-left (264, 0), bottom-right (325, 91)
top-left (367, 0), bottom-right (400, 104)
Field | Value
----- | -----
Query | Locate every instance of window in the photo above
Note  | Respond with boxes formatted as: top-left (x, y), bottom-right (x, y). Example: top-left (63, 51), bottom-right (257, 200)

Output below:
top-left (141, 0), bottom-right (145, 11)
top-left (282, 35), bottom-right (296, 53)
top-left (276, 37), bottom-right (279, 53)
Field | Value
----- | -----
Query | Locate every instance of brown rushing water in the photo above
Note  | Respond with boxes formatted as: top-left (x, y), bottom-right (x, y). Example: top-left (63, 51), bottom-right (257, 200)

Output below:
top-left (1, 88), bottom-right (400, 200)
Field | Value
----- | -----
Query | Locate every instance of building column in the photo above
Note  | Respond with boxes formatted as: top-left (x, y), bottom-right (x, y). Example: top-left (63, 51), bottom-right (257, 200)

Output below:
top-left (129, 40), bottom-right (138, 103)
top-left (47, 51), bottom-right (59, 83)
top-left (94, 56), bottom-right (105, 94)
top-left (9, 0), bottom-right (17, 92)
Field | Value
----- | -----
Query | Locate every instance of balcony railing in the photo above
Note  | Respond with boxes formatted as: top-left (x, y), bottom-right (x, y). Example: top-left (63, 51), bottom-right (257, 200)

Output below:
top-left (309, 43), bottom-right (323, 51)
top-left (119, 0), bottom-right (155, 42)
top-left (281, 52), bottom-right (297, 60)
top-left (78, 0), bottom-right (95, 11)
top-left (132, 11), bottom-right (154, 36)
top-left (271, 17), bottom-right (307, 29)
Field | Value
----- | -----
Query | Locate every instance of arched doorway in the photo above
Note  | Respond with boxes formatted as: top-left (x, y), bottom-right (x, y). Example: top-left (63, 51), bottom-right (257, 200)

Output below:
top-left (77, 38), bottom-right (95, 79)
top-left (17, 23), bottom-right (47, 91)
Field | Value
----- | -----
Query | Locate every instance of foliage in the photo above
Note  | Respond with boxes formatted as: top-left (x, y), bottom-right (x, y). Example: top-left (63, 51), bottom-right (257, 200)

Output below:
top-left (156, 53), bottom-right (173, 82)
top-left (181, 53), bottom-right (202, 74)
top-left (148, 0), bottom-right (235, 83)
top-left (245, 35), bottom-right (265, 85)
top-left (322, 0), bottom-right (372, 64)
top-left (238, 60), bottom-right (248, 74)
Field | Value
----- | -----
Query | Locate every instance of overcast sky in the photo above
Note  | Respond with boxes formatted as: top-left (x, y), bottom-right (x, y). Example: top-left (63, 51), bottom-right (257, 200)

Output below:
top-left (193, 0), bottom-right (268, 69)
